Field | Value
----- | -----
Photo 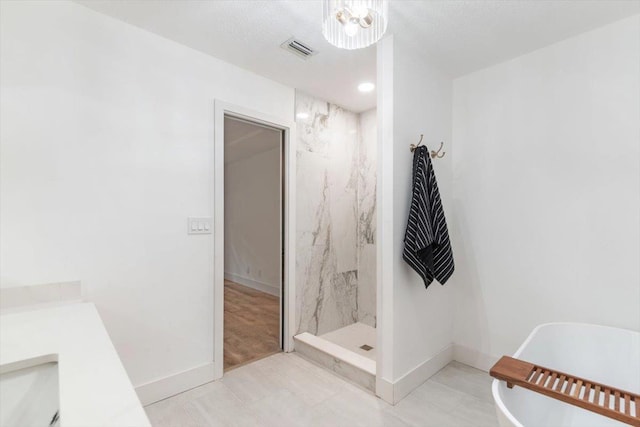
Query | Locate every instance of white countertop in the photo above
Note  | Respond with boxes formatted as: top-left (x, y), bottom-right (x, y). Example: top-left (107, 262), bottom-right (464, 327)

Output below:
top-left (0, 303), bottom-right (150, 427)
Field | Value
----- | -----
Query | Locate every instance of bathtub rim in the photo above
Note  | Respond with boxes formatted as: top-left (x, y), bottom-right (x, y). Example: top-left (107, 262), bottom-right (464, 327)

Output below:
top-left (491, 321), bottom-right (640, 427)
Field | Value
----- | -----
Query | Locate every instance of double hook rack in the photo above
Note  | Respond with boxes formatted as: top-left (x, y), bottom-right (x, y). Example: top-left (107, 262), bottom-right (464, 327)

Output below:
top-left (409, 134), bottom-right (446, 159)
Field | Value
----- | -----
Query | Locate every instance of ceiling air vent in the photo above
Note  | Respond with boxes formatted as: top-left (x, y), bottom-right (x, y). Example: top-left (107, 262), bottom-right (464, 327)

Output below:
top-left (281, 37), bottom-right (318, 60)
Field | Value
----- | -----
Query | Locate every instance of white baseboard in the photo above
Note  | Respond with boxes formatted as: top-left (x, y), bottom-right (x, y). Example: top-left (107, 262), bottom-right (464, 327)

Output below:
top-left (135, 362), bottom-right (216, 406)
top-left (452, 343), bottom-right (499, 372)
top-left (375, 376), bottom-right (394, 403)
top-left (224, 272), bottom-right (280, 297)
top-left (394, 344), bottom-right (453, 403)
top-left (376, 344), bottom-right (453, 405)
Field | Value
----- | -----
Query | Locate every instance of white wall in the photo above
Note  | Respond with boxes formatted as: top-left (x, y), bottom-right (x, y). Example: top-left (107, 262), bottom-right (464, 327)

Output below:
top-left (224, 146), bottom-right (281, 295)
top-left (0, 0), bottom-right (294, 393)
top-left (452, 16), bottom-right (640, 368)
top-left (391, 38), bottom-right (455, 379)
top-left (377, 35), bottom-right (455, 400)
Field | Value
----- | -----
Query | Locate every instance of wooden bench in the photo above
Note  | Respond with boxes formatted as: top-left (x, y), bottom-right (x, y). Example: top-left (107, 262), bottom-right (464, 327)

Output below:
top-left (490, 356), bottom-right (640, 426)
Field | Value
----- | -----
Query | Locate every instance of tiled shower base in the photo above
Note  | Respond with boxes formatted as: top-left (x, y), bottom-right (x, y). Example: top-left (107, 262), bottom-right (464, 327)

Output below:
top-left (293, 322), bottom-right (376, 392)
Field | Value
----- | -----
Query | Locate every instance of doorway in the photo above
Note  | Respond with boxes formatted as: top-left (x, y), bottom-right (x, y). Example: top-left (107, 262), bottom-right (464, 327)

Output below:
top-left (213, 101), bottom-right (296, 379)
top-left (222, 116), bottom-right (283, 371)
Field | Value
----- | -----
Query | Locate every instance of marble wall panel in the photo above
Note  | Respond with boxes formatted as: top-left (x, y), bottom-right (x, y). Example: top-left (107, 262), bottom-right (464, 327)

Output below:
top-left (295, 91), bottom-right (376, 335)
top-left (356, 108), bottom-right (377, 327)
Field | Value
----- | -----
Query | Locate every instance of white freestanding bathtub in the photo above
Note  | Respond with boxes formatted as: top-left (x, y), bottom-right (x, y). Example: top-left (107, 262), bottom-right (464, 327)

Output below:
top-left (492, 323), bottom-right (640, 427)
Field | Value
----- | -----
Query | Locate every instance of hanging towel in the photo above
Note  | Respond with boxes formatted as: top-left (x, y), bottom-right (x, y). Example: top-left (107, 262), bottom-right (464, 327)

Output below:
top-left (403, 145), bottom-right (454, 288)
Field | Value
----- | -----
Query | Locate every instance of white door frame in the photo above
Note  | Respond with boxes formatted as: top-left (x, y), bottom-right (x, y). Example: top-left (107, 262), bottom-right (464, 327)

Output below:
top-left (213, 100), bottom-right (296, 379)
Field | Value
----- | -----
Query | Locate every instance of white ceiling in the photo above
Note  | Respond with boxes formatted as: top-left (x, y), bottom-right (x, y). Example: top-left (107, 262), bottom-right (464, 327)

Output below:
top-left (77, 0), bottom-right (639, 113)
top-left (224, 117), bottom-right (281, 165)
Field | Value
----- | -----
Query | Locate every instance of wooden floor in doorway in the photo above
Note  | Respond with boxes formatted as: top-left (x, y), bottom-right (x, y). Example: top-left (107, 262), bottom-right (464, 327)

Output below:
top-left (224, 280), bottom-right (280, 371)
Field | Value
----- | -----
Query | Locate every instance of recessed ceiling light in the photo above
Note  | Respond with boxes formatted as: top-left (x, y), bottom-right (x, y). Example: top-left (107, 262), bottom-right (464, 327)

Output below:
top-left (358, 82), bottom-right (375, 93)
top-left (296, 112), bottom-right (309, 120)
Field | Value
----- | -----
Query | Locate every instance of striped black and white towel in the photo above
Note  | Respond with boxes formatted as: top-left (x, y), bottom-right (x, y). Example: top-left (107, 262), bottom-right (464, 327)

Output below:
top-left (403, 145), bottom-right (454, 288)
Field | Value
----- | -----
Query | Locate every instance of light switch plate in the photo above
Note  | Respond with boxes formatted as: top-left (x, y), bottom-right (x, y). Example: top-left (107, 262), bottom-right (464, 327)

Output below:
top-left (188, 217), bottom-right (212, 235)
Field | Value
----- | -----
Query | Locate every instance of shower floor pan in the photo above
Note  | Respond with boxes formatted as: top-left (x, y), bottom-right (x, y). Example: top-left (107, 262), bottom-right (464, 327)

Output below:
top-left (294, 322), bottom-right (376, 392)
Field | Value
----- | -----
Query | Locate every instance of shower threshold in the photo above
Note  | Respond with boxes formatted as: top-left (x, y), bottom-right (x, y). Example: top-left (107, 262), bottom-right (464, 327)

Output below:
top-left (293, 322), bottom-right (376, 392)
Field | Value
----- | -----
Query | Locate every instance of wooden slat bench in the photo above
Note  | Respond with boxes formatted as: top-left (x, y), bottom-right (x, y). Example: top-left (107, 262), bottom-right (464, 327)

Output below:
top-left (490, 356), bottom-right (640, 426)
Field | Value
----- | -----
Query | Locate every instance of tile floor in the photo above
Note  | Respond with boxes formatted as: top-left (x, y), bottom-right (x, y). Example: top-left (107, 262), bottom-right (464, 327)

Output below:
top-left (145, 353), bottom-right (498, 427)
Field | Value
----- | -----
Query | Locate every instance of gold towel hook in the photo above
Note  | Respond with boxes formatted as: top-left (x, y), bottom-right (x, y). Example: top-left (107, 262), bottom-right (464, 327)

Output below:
top-left (409, 134), bottom-right (424, 153)
top-left (430, 141), bottom-right (445, 159)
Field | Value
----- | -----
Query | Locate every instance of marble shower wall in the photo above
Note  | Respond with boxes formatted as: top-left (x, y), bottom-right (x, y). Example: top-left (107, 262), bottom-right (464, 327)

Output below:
top-left (295, 91), bottom-right (377, 335)
top-left (357, 108), bottom-right (377, 328)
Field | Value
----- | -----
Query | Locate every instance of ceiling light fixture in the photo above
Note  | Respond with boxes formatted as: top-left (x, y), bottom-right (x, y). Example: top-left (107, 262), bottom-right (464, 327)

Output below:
top-left (296, 112), bottom-right (310, 120)
top-left (322, 0), bottom-right (388, 50)
top-left (358, 82), bottom-right (375, 93)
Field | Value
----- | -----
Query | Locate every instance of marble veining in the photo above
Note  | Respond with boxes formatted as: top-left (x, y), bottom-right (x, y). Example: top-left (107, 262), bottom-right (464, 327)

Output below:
top-left (357, 108), bottom-right (377, 327)
top-left (358, 109), bottom-right (377, 246)
top-left (296, 91), bottom-right (377, 335)
top-left (294, 337), bottom-right (376, 392)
